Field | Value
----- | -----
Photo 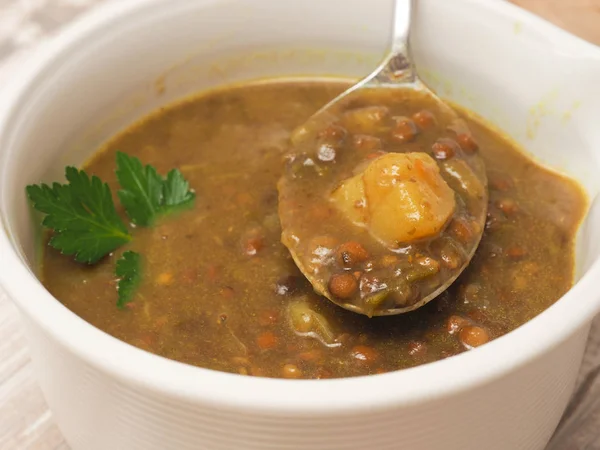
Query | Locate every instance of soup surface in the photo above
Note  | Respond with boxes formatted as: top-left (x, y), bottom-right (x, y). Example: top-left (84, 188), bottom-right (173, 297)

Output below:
top-left (42, 79), bottom-right (586, 379)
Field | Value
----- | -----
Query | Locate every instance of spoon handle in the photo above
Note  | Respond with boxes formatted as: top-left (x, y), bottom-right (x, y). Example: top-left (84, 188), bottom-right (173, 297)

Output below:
top-left (305, 0), bottom-right (418, 115)
top-left (371, 0), bottom-right (416, 85)
top-left (391, 0), bottom-right (413, 53)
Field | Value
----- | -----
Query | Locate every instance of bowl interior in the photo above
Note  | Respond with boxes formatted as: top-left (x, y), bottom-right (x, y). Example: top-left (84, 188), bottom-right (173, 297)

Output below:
top-left (1, 0), bottom-right (600, 405)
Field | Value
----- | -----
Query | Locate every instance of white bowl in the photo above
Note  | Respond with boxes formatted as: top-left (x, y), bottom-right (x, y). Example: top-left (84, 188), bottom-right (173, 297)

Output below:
top-left (1, 0), bottom-right (600, 449)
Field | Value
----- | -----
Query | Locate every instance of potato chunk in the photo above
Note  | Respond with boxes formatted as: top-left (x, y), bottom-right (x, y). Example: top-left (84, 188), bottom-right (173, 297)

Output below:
top-left (330, 153), bottom-right (456, 246)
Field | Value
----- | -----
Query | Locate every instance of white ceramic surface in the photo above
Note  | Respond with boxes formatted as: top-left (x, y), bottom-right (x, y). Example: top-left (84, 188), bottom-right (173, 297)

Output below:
top-left (1, 0), bottom-right (600, 449)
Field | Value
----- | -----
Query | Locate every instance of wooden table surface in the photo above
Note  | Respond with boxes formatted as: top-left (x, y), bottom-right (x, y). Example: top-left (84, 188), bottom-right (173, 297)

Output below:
top-left (0, 1), bottom-right (598, 449)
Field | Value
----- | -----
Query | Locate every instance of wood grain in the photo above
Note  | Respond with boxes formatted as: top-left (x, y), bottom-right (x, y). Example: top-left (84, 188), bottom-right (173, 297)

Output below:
top-left (0, 1), bottom-right (598, 450)
top-left (510, 0), bottom-right (600, 44)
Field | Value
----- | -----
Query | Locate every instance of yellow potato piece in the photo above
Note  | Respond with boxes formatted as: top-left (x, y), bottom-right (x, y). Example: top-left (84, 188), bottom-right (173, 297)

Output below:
top-left (330, 172), bottom-right (368, 225)
top-left (342, 106), bottom-right (389, 134)
top-left (330, 153), bottom-right (456, 246)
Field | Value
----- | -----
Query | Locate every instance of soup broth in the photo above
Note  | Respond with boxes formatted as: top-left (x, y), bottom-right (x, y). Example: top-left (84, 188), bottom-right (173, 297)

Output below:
top-left (41, 79), bottom-right (587, 379)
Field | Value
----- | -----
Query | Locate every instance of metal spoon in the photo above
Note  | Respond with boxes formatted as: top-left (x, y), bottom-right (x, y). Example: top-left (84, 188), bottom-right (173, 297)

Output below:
top-left (278, 0), bottom-right (488, 316)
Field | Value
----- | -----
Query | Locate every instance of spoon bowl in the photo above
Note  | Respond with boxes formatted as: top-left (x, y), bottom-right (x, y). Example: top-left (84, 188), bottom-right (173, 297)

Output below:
top-left (278, 0), bottom-right (488, 316)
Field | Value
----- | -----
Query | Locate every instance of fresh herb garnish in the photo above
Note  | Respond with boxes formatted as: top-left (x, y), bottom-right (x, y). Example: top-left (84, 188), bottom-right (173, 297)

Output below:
top-left (116, 152), bottom-right (195, 226)
top-left (26, 167), bottom-right (131, 264)
top-left (163, 167), bottom-right (196, 209)
top-left (115, 251), bottom-right (141, 308)
top-left (27, 153), bottom-right (195, 307)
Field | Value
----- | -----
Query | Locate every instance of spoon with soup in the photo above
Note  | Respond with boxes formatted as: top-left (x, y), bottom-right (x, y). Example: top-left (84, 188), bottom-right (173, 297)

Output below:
top-left (278, 0), bottom-right (488, 317)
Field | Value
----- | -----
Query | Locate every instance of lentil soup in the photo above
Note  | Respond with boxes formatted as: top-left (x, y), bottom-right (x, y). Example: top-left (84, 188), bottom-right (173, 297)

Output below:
top-left (41, 79), bottom-right (586, 379)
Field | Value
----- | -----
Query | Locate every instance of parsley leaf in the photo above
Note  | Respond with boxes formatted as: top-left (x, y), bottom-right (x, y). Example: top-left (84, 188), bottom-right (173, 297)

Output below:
top-left (115, 152), bottom-right (163, 226)
top-left (116, 152), bottom-right (195, 226)
top-left (26, 167), bottom-right (131, 264)
top-left (115, 251), bottom-right (141, 308)
top-left (163, 168), bottom-right (195, 208)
